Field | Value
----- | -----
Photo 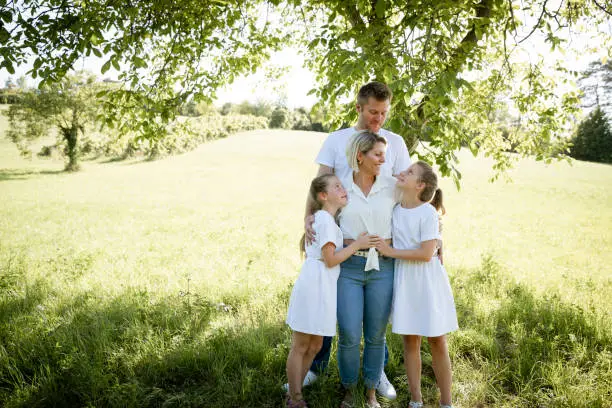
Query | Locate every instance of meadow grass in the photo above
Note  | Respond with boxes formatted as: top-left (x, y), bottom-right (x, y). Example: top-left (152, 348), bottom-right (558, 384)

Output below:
top-left (0, 112), bottom-right (611, 407)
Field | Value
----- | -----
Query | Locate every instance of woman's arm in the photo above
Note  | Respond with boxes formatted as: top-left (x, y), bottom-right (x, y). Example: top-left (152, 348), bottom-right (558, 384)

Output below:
top-left (375, 238), bottom-right (438, 262)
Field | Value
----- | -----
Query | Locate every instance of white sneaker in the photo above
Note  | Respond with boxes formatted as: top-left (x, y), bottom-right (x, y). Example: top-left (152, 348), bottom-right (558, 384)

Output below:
top-left (376, 371), bottom-right (397, 400)
top-left (282, 370), bottom-right (319, 393)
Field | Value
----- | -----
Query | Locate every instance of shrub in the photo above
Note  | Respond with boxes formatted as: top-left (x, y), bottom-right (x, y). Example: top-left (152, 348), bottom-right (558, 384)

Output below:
top-left (292, 109), bottom-right (312, 130)
top-left (269, 107), bottom-right (291, 129)
top-left (179, 100), bottom-right (199, 117)
top-left (71, 114), bottom-right (268, 160)
top-left (0, 92), bottom-right (21, 104)
top-left (570, 107), bottom-right (612, 163)
top-left (145, 114), bottom-right (269, 158)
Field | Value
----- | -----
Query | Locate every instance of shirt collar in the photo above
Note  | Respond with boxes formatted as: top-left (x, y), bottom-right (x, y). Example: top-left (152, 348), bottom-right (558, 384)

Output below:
top-left (342, 174), bottom-right (395, 197)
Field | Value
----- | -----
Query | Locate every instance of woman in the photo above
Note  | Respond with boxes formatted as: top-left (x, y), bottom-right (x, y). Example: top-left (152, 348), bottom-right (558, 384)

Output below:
top-left (336, 130), bottom-right (397, 408)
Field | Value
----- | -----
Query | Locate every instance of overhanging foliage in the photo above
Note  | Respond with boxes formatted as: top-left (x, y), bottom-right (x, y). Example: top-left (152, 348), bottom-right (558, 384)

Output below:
top-left (1, 0), bottom-right (611, 182)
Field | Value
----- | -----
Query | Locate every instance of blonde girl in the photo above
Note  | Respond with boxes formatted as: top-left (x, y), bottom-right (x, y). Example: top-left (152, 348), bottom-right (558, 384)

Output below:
top-left (285, 174), bottom-right (374, 408)
top-left (375, 161), bottom-right (458, 408)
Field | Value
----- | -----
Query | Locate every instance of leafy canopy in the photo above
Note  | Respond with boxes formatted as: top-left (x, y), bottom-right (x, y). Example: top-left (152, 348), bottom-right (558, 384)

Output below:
top-left (1, 0), bottom-right (611, 182)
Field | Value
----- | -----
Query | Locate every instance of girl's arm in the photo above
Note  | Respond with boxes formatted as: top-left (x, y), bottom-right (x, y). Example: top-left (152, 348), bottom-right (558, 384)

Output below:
top-left (320, 232), bottom-right (373, 268)
top-left (375, 239), bottom-right (438, 262)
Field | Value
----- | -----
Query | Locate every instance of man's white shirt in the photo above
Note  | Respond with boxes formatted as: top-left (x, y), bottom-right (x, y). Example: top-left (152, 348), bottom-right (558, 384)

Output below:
top-left (315, 127), bottom-right (412, 180)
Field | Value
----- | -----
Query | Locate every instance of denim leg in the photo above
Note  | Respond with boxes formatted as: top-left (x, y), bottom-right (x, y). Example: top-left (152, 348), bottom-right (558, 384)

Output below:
top-left (310, 336), bottom-right (332, 374)
top-left (336, 257), bottom-right (365, 388)
top-left (362, 258), bottom-right (394, 389)
top-left (384, 340), bottom-right (389, 367)
top-left (363, 335), bottom-right (388, 372)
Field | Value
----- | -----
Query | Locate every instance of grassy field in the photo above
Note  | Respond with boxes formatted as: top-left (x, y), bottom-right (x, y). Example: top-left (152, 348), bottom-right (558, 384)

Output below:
top-left (0, 110), bottom-right (611, 407)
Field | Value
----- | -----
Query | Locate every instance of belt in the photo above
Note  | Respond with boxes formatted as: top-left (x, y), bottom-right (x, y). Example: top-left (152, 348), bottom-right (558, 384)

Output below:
top-left (344, 238), bottom-right (392, 246)
top-left (353, 249), bottom-right (391, 260)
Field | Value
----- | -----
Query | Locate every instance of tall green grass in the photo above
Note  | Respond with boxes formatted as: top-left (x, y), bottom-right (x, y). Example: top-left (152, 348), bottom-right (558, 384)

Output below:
top-left (1, 120), bottom-right (611, 407)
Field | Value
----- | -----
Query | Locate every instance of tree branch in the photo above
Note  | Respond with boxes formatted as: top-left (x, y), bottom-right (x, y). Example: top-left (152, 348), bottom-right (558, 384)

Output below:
top-left (344, 1), bottom-right (365, 28)
top-left (593, 0), bottom-right (612, 17)
top-left (421, 16), bottom-right (434, 64)
top-left (518, 0), bottom-right (548, 44)
top-left (415, 0), bottom-right (493, 122)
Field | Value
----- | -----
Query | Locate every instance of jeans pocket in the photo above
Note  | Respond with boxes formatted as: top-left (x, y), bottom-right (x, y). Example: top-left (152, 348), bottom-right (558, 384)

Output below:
top-left (342, 254), bottom-right (365, 269)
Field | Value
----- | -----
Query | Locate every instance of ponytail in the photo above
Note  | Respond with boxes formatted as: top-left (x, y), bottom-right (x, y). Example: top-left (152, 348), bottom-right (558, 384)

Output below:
top-left (415, 161), bottom-right (446, 215)
top-left (430, 188), bottom-right (445, 215)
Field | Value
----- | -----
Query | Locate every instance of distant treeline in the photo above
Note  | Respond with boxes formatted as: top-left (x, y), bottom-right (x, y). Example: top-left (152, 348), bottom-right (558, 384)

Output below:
top-left (0, 91), bottom-right (21, 104)
top-left (179, 100), bottom-right (331, 133)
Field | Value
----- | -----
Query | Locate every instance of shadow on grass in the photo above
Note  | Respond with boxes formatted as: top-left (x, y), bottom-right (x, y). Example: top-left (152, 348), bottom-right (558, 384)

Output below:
top-left (99, 156), bottom-right (166, 166)
top-left (99, 155), bottom-right (129, 164)
top-left (0, 256), bottom-right (610, 407)
top-left (385, 255), bottom-right (612, 407)
top-left (0, 168), bottom-right (64, 181)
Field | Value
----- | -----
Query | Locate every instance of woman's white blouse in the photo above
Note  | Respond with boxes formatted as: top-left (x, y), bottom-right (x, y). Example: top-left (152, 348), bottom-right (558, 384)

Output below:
top-left (339, 174), bottom-right (397, 270)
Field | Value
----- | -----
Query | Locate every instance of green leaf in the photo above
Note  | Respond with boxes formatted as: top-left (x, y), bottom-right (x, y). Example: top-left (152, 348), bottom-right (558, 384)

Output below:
top-left (403, 93), bottom-right (411, 106)
top-left (101, 60), bottom-right (111, 74)
top-left (0, 11), bottom-right (12, 23)
top-left (0, 27), bottom-right (9, 42)
top-left (132, 56), bottom-right (147, 68)
top-left (90, 33), bottom-right (102, 46)
top-left (375, 0), bottom-right (386, 18)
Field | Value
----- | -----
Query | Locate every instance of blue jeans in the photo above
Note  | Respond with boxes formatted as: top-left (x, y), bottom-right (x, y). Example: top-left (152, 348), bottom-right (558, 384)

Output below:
top-left (309, 336), bottom-right (389, 374)
top-left (336, 255), bottom-right (394, 389)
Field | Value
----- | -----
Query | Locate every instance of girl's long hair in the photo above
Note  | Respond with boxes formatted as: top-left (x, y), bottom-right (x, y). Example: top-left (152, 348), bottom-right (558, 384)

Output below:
top-left (299, 174), bottom-right (336, 254)
top-left (416, 161), bottom-right (445, 215)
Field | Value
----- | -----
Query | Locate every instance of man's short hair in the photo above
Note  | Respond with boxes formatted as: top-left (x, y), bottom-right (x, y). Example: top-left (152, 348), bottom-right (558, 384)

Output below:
top-left (357, 82), bottom-right (392, 106)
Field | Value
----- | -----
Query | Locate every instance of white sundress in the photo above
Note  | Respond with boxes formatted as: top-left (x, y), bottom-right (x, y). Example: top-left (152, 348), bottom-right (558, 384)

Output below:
top-left (391, 203), bottom-right (459, 337)
top-left (286, 210), bottom-right (344, 336)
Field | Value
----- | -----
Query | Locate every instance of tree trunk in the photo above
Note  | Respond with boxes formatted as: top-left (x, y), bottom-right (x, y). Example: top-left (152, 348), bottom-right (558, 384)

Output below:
top-left (63, 125), bottom-right (80, 172)
top-left (63, 107), bottom-right (82, 172)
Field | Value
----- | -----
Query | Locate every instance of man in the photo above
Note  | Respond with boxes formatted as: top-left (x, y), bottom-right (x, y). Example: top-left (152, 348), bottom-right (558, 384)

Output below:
top-left (285, 81), bottom-right (411, 400)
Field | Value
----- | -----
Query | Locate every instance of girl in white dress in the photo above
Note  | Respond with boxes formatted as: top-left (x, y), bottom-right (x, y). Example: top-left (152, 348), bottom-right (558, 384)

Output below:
top-left (285, 174), bottom-right (374, 408)
top-left (375, 161), bottom-right (458, 408)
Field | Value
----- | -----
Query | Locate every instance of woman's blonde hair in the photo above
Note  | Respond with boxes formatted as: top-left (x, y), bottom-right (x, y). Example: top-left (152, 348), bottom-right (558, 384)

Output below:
top-left (346, 130), bottom-right (387, 172)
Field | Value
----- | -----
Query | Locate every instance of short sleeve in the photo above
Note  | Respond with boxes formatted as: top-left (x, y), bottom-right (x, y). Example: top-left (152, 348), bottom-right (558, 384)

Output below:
top-left (315, 214), bottom-right (340, 249)
top-left (315, 133), bottom-right (336, 168)
top-left (420, 206), bottom-right (440, 242)
top-left (392, 137), bottom-right (412, 176)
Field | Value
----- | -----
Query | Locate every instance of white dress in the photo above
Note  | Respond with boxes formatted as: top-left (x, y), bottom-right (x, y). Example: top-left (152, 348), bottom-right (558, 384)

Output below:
top-left (286, 210), bottom-right (344, 336)
top-left (391, 203), bottom-right (458, 337)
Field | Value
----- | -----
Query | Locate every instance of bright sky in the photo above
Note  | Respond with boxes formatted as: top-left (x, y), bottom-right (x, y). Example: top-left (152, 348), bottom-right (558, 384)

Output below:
top-left (215, 48), bottom-right (317, 109)
top-left (0, 47), bottom-right (317, 108)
